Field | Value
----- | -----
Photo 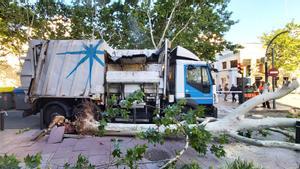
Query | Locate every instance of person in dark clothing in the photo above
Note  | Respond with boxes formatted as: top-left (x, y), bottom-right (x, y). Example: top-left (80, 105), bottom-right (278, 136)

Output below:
top-left (217, 84), bottom-right (222, 94)
top-left (230, 85), bottom-right (237, 102)
top-left (224, 83), bottom-right (229, 101)
top-left (237, 85), bottom-right (243, 104)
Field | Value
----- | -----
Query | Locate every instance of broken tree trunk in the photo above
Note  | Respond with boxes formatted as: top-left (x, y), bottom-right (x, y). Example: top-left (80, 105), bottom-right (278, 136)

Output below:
top-left (75, 80), bottom-right (299, 151)
top-left (100, 80), bottom-right (300, 150)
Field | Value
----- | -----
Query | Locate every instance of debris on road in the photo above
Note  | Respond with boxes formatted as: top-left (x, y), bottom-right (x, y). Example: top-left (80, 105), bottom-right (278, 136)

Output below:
top-left (73, 100), bottom-right (100, 135)
top-left (47, 126), bottom-right (65, 144)
top-left (15, 128), bottom-right (31, 134)
top-left (31, 101), bottom-right (100, 143)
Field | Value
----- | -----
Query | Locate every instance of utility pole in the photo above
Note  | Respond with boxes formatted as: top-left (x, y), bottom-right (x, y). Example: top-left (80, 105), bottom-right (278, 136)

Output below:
top-left (264, 31), bottom-right (289, 84)
top-left (241, 73), bottom-right (245, 103)
top-left (271, 48), bottom-right (276, 109)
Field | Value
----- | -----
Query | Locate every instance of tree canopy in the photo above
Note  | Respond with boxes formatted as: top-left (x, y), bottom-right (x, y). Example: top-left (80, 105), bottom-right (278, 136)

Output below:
top-left (0, 0), bottom-right (238, 61)
top-left (261, 22), bottom-right (300, 74)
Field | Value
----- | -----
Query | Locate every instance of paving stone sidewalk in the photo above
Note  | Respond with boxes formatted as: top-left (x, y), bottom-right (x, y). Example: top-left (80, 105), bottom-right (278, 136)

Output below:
top-left (1, 129), bottom-right (299, 169)
top-left (0, 129), bottom-right (186, 169)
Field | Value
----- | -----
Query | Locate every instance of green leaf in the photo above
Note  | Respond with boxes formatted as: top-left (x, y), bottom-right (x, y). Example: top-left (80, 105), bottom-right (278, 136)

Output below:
top-left (0, 154), bottom-right (20, 169)
top-left (186, 126), bottom-right (212, 155)
top-left (210, 144), bottom-right (226, 158)
top-left (24, 153), bottom-right (42, 169)
top-left (225, 158), bottom-right (263, 169)
top-left (138, 128), bottom-right (165, 145)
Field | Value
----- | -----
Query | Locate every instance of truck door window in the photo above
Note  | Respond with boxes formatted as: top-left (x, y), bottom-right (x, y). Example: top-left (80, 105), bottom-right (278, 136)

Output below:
top-left (186, 65), bottom-right (210, 93)
top-left (187, 65), bottom-right (201, 85)
top-left (201, 67), bottom-right (210, 93)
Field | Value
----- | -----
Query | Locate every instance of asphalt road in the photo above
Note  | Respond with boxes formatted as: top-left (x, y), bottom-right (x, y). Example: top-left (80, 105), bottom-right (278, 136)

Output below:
top-left (1, 95), bottom-right (296, 130)
top-left (3, 110), bottom-right (40, 129)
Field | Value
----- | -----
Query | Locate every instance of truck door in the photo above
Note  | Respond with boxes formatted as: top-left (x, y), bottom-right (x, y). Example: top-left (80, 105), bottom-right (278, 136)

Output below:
top-left (184, 65), bottom-right (213, 105)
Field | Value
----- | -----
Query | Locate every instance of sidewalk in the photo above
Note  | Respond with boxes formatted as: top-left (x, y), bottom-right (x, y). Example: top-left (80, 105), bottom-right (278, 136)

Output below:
top-left (0, 129), bottom-right (299, 169)
top-left (277, 93), bottom-right (300, 109)
top-left (216, 95), bottom-right (296, 118)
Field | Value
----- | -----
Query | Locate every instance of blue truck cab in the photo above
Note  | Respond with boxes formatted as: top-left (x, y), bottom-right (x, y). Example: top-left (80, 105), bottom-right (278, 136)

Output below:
top-left (167, 46), bottom-right (217, 117)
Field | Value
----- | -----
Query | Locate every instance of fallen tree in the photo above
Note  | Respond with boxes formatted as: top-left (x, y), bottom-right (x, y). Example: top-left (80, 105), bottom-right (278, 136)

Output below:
top-left (72, 79), bottom-right (300, 168)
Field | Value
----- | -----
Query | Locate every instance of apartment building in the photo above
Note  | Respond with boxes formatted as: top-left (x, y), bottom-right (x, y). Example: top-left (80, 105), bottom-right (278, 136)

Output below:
top-left (212, 43), bottom-right (265, 89)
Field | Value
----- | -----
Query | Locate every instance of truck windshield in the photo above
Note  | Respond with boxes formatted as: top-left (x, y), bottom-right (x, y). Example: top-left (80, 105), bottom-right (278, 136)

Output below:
top-left (186, 65), bottom-right (210, 93)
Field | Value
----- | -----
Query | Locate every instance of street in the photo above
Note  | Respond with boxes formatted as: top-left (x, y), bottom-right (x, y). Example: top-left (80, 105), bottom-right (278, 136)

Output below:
top-left (0, 95), bottom-right (299, 169)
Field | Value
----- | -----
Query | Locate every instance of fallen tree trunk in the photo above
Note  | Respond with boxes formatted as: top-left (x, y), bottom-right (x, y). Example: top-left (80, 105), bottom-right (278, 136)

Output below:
top-left (99, 80), bottom-right (300, 150)
top-left (228, 131), bottom-right (300, 150)
top-left (72, 80), bottom-right (300, 156)
top-left (66, 79), bottom-right (300, 169)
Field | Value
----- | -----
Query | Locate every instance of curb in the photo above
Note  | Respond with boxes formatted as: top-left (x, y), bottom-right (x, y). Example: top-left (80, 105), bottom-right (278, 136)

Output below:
top-left (276, 102), bottom-right (300, 110)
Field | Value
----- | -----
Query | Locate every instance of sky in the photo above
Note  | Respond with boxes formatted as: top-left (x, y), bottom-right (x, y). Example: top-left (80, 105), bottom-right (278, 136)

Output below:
top-left (224, 0), bottom-right (300, 43)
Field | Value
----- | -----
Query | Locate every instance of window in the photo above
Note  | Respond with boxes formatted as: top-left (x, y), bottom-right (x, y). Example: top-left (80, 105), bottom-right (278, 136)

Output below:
top-left (257, 63), bottom-right (263, 73)
top-left (242, 59), bottom-right (251, 65)
top-left (186, 65), bottom-right (210, 93)
top-left (230, 60), bottom-right (237, 68)
top-left (222, 62), bottom-right (227, 69)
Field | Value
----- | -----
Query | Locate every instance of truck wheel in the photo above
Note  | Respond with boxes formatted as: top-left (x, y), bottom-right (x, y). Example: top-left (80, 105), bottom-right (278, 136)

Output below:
top-left (43, 102), bottom-right (69, 126)
top-left (211, 107), bottom-right (218, 118)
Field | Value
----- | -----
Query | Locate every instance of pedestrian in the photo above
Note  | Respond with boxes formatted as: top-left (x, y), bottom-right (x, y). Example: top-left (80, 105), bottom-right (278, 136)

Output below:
top-left (259, 81), bottom-right (270, 109)
top-left (230, 85), bottom-right (237, 102)
top-left (237, 84), bottom-right (243, 104)
top-left (217, 84), bottom-right (222, 93)
top-left (224, 83), bottom-right (229, 101)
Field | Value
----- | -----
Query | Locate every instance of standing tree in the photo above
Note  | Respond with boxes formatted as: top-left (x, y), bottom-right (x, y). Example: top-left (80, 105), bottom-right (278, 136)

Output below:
top-left (92, 0), bottom-right (239, 60)
top-left (1, 0), bottom-right (239, 61)
top-left (0, 0), bottom-right (239, 86)
top-left (261, 22), bottom-right (300, 77)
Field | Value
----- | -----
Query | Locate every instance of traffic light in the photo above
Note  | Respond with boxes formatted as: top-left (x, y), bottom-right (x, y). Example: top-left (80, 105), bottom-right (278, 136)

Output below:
top-left (237, 63), bottom-right (243, 74)
top-left (247, 65), bottom-right (251, 76)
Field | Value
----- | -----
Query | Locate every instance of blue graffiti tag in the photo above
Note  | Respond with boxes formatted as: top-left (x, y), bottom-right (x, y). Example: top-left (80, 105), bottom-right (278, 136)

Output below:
top-left (57, 40), bottom-right (105, 88)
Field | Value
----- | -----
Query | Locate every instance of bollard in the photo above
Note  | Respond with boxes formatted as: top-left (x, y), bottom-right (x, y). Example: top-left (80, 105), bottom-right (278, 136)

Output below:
top-left (0, 111), bottom-right (5, 131)
top-left (296, 121), bottom-right (300, 144)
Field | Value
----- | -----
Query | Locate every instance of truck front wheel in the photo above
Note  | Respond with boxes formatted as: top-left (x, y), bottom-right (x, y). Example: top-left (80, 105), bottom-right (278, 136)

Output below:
top-left (43, 102), bottom-right (69, 127)
top-left (203, 106), bottom-right (218, 118)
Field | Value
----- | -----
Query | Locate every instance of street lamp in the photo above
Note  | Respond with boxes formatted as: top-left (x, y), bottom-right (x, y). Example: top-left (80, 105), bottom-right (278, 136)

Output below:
top-left (264, 29), bottom-right (299, 109)
top-left (264, 30), bottom-right (289, 84)
top-left (264, 30), bottom-right (288, 109)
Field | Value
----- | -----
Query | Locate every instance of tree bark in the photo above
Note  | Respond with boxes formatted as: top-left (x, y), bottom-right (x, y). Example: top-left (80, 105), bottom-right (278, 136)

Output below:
top-left (157, 0), bottom-right (179, 47)
top-left (228, 131), bottom-right (300, 151)
top-left (100, 80), bottom-right (300, 151)
top-left (72, 79), bottom-right (300, 154)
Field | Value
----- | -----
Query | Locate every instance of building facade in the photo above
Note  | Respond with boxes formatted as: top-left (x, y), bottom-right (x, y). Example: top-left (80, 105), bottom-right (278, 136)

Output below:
top-left (212, 43), bottom-right (265, 90)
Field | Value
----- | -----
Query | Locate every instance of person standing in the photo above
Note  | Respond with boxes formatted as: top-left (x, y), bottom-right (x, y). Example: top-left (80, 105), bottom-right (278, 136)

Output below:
top-left (259, 81), bottom-right (270, 109)
top-left (230, 85), bottom-right (237, 102)
top-left (217, 84), bottom-right (222, 94)
top-left (224, 83), bottom-right (229, 101)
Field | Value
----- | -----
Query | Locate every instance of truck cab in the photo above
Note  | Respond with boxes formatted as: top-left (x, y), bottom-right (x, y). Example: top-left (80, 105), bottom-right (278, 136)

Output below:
top-left (167, 46), bottom-right (217, 117)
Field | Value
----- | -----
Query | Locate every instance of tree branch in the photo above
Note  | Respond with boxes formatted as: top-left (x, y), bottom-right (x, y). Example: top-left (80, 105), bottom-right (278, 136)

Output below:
top-left (157, 0), bottom-right (179, 47)
top-left (234, 117), bottom-right (298, 131)
top-left (147, 9), bottom-right (157, 48)
top-left (267, 128), bottom-right (295, 139)
top-left (171, 15), bottom-right (193, 43)
top-left (224, 80), bottom-right (299, 120)
top-left (228, 131), bottom-right (300, 151)
top-left (159, 118), bottom-right (212, 168)
top-left (160, 134), bottom-right (189, 169)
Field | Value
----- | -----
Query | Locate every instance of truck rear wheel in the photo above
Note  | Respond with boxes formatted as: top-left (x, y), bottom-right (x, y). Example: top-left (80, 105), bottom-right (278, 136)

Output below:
top-left (43, 102), bottom-right (69, 127)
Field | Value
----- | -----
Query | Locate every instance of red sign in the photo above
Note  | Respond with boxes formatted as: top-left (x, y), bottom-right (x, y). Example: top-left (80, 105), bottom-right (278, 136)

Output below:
top-left (269, 68), bottom-right (279, 77)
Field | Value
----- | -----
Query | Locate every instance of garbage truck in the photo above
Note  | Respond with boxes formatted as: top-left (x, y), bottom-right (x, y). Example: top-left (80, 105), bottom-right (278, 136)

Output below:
top-left (20, 39), bottom-right (218, 125)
